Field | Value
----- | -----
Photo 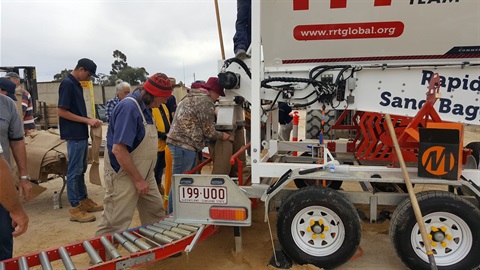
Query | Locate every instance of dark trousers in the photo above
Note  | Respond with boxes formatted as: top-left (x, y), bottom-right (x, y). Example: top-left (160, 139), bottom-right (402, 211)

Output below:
top-left (154, 151), bottom-right (166, 185)
top-left (233, 0), bottom-right (251, 53)
top-left (0, 205), bottom-right (14, 260)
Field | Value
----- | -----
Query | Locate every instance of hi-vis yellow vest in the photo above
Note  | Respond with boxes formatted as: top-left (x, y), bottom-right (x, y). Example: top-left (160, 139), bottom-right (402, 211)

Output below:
top-left (152, 104), bottom-right (170, 152)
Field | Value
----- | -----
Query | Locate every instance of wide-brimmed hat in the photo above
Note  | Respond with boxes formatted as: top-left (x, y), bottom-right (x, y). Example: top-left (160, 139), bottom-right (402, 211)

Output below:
top-left (201, 77), bottom-right (225, 96)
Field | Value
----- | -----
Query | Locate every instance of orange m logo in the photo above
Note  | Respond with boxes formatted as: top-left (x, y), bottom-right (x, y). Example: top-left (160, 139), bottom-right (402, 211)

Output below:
top-left (421, 146), bottom-right (455, 176)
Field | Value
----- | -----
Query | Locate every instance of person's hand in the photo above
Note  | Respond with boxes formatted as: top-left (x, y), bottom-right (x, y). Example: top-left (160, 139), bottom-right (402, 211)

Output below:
top-left (87, 118), bottom-right (103, 128)
top-left (10, 208), bottom-right (29, 237)
top-left (222, 132), bottom-right (230, 140)
top-left (18, 179), bottom-right (33, 201)
top-left (134, 179), bottom-right (150, 195)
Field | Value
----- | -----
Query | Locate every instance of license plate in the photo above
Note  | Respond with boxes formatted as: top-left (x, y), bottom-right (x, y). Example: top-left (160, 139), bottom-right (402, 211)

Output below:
top-left (179, 185), bottom-right (227, 204)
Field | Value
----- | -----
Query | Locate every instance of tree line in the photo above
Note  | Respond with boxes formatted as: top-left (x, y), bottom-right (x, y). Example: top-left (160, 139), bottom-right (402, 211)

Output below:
top-left (53, 50), bottom-right (149, 86)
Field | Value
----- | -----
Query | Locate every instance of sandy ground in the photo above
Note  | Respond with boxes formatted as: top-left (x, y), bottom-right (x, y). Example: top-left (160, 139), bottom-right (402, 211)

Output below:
top-left (11, 121), bottom-right (480, 270)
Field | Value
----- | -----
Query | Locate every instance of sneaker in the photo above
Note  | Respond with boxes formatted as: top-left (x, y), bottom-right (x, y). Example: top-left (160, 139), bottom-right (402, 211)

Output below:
top-left (235, 49), bottom-right (250, 60)
top-left (70, 206), bottom-right (96, 223)
top-left (80, 198), bottom-right (104, 212)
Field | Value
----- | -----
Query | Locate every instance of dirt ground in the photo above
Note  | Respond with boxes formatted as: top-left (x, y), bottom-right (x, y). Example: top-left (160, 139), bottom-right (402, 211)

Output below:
top-left (11, 122), bottom-right (479, 270)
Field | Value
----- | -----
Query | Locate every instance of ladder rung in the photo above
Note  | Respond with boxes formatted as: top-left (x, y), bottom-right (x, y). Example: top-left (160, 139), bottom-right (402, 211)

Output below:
top-left (100, 236), bottom-right (122, 259)
top-left (122, 232), bottom-right (152, 251)
top-left (139, 227), bottom-right (173, 244)
top-left (114, 233), bottom-right (140, 253)
top-left (58, 247), bottom-right (76, 270)
top-left (39, 251), bottom-right (53, 270)
top-left (19, 257), bottom-right (29, 270)
top-left (83, 241), bottom-right (103, 265)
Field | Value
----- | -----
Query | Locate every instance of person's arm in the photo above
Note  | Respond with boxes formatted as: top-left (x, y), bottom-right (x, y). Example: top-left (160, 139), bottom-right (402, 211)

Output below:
top-left (10, 139), bottom-right (32, 201)
top-left (57, 108), bottom-right (102, 127)
top-left (0, 156), bottom-right (29, 237)
top-left (200, 103), bottom-right (229, 141)
top-left (104, 99), bottom-right (113, 122)
top-left (112, 143), bottom-right (150, 194)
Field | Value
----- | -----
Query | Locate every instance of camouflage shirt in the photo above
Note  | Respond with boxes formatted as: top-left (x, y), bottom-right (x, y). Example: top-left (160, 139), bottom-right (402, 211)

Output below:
top-left (166, 89), bottom-right (223, 151)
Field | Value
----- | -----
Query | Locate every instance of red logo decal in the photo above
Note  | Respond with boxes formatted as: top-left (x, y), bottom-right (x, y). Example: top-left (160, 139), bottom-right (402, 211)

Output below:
top-left (294, 0), bottom-right (393, 10)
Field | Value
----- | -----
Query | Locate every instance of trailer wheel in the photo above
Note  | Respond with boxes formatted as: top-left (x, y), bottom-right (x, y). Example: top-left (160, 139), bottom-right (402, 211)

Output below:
top-left (465, 142), bottom-right (480, 167)
top-left (389, 190), bottom-right (480, 270)
top-left (294, 178), bottom-right (342, 190)
top-left (277, 187), bottom-right (361, 269)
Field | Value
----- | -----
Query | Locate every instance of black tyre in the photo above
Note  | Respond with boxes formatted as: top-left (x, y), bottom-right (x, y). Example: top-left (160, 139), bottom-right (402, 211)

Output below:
top-left (389, 190), bottom-right (480, 270)
top-left (305, 109), bottom-right (353, 139)
top-left (465, 142), bottom-right (480, 167)
top-left (305, 109), bottom-right (336, 139)
top-left (294, 178), bottom-right (342, 190)
top-left (277, 187), bottom-right (361, 269)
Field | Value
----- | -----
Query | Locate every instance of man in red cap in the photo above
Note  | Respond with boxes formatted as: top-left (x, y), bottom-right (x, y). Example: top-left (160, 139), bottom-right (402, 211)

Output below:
top-left (96, 73), bottom-right (172, 237)
top-left (166, 77), bottom-right (230, 214)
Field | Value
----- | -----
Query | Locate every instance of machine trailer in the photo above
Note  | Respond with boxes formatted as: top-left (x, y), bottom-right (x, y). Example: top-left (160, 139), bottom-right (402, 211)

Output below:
top-left (175, 1), bottom-right (480, 269)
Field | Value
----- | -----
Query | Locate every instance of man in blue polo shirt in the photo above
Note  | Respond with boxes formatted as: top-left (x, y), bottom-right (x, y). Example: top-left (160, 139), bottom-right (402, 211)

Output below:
top-left (57, 58), bottom-right (103, 223)
top-left (96, 73), bottom-right (172, 237)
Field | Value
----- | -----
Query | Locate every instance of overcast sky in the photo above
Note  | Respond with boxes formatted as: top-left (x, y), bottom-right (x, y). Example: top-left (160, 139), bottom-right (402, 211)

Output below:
top-left (0, 0), bottom-right (237, 84)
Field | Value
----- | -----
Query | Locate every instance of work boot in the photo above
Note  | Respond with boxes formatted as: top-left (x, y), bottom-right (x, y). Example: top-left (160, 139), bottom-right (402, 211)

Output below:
top-left (235, 49), bottom-right (250, 60)
top-left (80, 198), bottom-right (104, 212)
top-left (70, 206), bottom-right (96, 223)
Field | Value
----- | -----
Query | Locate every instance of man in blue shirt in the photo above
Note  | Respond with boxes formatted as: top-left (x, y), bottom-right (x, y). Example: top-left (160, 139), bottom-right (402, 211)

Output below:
top-left (96, 73), bottom-right (172, 237)
top-left (57, 58), bottom-right (103, 223)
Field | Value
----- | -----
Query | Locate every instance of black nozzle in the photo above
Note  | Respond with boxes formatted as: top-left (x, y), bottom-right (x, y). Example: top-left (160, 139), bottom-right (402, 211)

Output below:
top-left (218, 71), bottom-right (241, 89)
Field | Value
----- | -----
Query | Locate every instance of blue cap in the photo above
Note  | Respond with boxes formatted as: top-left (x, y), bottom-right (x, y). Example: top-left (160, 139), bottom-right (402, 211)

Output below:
top-left (0, 77), bottom-right (17, 101)
top-left (77, 58), bottom-right (98, 78)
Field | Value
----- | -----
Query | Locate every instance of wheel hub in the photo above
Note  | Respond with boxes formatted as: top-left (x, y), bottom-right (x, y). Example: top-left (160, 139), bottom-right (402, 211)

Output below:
top-left (428, 226), bottom-right (451, 248)
top-left (306, 219), bottom-right (328, 239)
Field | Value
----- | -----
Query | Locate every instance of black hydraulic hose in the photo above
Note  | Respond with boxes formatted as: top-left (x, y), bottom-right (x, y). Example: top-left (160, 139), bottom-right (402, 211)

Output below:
top-left (222, 57), bottom-right (252, 78)
top-left (266, 169), bottom-right (293, 195)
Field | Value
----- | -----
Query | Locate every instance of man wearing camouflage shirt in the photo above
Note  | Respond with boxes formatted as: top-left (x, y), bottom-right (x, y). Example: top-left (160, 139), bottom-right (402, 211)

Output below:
top-left (166, 77), bottom-right (230, 214)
